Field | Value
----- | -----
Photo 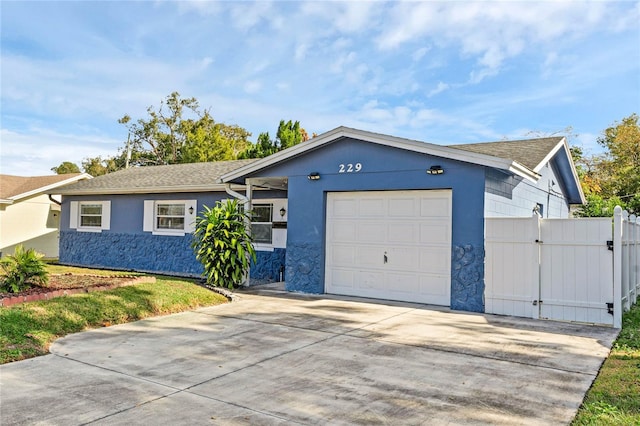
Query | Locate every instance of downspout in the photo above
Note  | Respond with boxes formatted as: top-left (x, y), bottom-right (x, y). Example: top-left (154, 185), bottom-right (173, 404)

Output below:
top-left (224, 184), bottom-right (249, 209)
top-left (224, 183), bottom-right (252, 287)
top-left (48, 194), bottom-right (62, 206)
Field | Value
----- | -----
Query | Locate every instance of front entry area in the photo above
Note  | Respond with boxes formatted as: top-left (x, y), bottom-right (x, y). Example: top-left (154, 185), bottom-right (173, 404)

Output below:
top-left (325, 190), bottom-right (452, 305)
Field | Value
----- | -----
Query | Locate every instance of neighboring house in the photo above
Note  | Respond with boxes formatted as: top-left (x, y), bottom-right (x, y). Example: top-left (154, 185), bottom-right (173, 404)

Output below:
top-left (0, 173), bottom-right (92, 258)
top-left (55, 126), bottom-right (584, 313)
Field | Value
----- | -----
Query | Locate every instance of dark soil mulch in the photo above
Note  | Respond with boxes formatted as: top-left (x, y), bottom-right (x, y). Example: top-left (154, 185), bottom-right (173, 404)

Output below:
top-left (0, 274), bottom-right (140, 299)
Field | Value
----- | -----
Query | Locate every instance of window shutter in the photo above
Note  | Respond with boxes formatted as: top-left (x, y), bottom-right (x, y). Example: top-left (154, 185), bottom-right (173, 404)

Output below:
top-left (185, 199), bottom-right (198, 233)
top-left (101, 201), bottom-right (111, 230)
top-left (69, 201), bottom-right (79, 229)
top-left (143, 200), bottom-right (154, 232)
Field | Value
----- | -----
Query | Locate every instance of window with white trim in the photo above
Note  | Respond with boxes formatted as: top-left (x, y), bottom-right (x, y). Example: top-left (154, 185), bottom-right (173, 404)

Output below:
top-left (143, 199), bottom-right (197, 236)
top-left (69, 201), bottom-right (111, 232)
top-left (156, 203), bottom-right (185, 230)
top-left (251, 204), bottom-right (273, 244)
top-left (80, 203), bottom-right (103, 228)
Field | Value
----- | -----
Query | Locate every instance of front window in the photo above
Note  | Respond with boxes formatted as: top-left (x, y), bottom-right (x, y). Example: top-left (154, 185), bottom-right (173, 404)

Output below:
top-left (252, 204), bottom-right (273, 244)
top-left (156, 203), bottom-right (185, 231)
top-left (80, 203), bottom-right (102, 228)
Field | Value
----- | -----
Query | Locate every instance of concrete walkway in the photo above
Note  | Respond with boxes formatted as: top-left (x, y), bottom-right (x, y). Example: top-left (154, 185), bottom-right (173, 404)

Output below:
top-left (0, 291), bottom-right (618, 425)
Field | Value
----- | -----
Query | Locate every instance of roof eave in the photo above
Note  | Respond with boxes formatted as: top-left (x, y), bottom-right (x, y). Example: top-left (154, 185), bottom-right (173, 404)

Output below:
top-left (540, 138), bottom-right (586, 205)
top-left (17, 173), bottom-right (93, 199)
top-left (532, 138), bottom-right (566, 173)
top-left (57, 183), bottom-right (231, 196)
top-left (221, 126), bottom-right (540, 183)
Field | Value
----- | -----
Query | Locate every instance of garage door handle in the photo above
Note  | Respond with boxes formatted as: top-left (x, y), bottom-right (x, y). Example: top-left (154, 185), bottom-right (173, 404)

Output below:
top-left (384, 252), bottom-right (388, 264)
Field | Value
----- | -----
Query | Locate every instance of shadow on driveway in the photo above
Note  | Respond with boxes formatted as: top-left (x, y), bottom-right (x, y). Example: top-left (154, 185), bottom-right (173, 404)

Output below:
top-left (0, 291), bottom-right (618, 425)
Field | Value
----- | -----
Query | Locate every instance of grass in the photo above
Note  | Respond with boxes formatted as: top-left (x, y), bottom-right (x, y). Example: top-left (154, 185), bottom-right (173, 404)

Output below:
top-left (573, 300), bottom-right (640, 425)
top-left (0, 266), bottom-right (227, 364)
top-left (44, 263), bottom-right (142, 276)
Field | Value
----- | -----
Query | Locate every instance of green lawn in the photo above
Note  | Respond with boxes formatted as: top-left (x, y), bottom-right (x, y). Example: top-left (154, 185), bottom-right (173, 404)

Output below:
top-left (45, 263), bottom-right (142, 276)
top-left (0, 269), bottom-right (227, 364)
top-left (573, 300), bottom-right (640, 425)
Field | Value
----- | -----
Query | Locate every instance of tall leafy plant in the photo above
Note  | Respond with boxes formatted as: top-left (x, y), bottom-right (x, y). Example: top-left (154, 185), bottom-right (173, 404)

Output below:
top-left (0, 245), bottom-right (49, 293)
top-left (192, 200), bottom-right (256, 289)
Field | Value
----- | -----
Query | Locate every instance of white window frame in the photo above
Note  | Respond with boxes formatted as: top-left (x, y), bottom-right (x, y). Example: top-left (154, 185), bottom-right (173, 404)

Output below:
top-left (144, 199), bottom-right (197, 236)
top-left (69, 201), bottom-right (111, 233)
top-left (251, 203), bottom-right (273, 248)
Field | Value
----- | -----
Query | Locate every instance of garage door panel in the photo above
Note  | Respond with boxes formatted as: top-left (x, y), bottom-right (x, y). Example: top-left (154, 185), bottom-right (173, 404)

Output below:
top-left (332, 199), bottom-right (357, 217)
top-left (331, 221), bottom-right (356, 242)
top-left (359, 198), bottom-right (386, 216)
top-left (420, 197), bottom-right (450, 217)
top-left (388, 198), bottom-right (418, 217)
top-left (419, 248), bottom-right (450, 273)
top-left (356, 246), bottom-right (385, 267)
top-left (386, 247), bottom-right (419, 270)
top-left (326, 190), bottom-right (452, 306)
top-left (329, 268), bottom-right (356, 290)
top-left (331, 245), bottom-right (355, 266)
top-left (387, 273), bottom-right (421, 293)
top-left (356, 271), bottom-right (384, 290)
top-left (358, 222), bottom-right (387, 243)
top-left (387, 223), bottom-right (418, 243)
top-left (419, 222), bottom-right (450, 244)
top-left (420, 275), bottom-right (450, 304)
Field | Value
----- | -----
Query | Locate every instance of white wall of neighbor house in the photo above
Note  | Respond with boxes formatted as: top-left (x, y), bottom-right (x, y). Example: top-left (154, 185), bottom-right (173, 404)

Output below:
top-left (484, 163), bottom-right (570, 219)
top-left (0, 194), bottom-right (61, 258)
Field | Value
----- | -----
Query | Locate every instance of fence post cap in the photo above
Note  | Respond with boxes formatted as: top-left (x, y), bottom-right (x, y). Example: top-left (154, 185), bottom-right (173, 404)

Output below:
top-left (614, 205), bottom-right (623, 215)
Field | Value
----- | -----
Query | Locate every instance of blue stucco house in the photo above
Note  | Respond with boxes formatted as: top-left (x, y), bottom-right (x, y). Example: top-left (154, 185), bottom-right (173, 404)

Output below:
top-left (55, 126), bottom-right (584, 313)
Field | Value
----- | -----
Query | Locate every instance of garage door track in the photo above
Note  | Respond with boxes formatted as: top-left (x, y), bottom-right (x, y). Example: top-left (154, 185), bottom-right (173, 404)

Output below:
top-left (0, 291), bottom-right (618, 425)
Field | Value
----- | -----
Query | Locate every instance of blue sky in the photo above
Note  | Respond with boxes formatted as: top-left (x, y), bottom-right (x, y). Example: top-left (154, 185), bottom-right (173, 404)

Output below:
top-left (1, 0), bottom-right (639, 176)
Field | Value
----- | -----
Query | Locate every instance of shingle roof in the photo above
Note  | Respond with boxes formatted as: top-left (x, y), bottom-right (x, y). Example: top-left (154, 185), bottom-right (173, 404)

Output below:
top-left (55, 160), bottom-right (259, 195)
top-left (447, 137), bottom-right (564, 171)
top-left (0, 173), bottom-right (86, 200)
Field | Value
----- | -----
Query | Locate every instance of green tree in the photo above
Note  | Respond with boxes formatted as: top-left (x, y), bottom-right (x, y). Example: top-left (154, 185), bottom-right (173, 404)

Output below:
top-left (81, 156), bottom-right (122, 177)
top-left (119, 92), bottom-right (251, 166)
top-left (181, 114), bottom-right (251, 163)
top-left (51, 161), bottom-right (80, 174)
top-left (598, 113), bottom-right (640, 213)
top-left (574, 113), bottom-right (639, 216)
top-left (191, 200), bottom-right (256, 289)
top-left (239, 119), bottom-right (308, 159)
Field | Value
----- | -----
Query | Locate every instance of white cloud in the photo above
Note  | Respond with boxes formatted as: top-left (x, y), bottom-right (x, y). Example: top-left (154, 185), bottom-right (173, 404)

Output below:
top-left (0, 128), bottom-right (120, 176)
top-left (428, 82), bottom-right (450, 97)
top-left (229, 1), bottom-right (275, 32)
top-left (174, 1), bottom-right (223, 16)
top-left (243, 80), bottom-right (262, 94)
top-left (376, 1), bottom-right (632, 82)
top-left (412, 46), bottom-right (431, 62)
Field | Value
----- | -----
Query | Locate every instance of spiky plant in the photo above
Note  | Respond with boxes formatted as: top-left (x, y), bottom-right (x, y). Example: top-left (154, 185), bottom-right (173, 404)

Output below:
top-left (191, 200), bottom-right (256, 289)
top-left (0, 245), bottom-right (49, 293)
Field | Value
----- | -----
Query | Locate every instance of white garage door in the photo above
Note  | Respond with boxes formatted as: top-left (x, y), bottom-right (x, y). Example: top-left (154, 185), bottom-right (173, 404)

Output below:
top-left (325, 190), bottom-right (452, 306)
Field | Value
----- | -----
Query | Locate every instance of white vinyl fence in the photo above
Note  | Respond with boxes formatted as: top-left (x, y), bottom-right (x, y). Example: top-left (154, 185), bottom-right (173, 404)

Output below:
top-left (486, 207), bottom-right (640, 328)
top-left (614, 206), bottom-right (640, 328)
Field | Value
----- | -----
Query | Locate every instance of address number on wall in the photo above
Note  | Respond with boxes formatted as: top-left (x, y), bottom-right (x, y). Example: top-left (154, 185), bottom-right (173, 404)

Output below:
top-left (338, 163), bottom-right (362, 173)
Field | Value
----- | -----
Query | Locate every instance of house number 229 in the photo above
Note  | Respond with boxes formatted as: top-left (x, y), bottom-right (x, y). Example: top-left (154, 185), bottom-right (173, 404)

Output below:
top-left (338, 163), bottom-right (362, 173)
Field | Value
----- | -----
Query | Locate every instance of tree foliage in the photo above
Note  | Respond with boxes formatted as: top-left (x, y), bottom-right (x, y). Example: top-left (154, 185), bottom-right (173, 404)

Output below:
top-left (82, 156), bottom-right (123, 177)
top-left (191, 200), bottom-right (256, 289)
top-left (574, 113), bottom-right (640, 216)
top-left (51, 161), bottom-right (81, 174)
top-left (239, 119), bottom-right (309, 159)
top-left (119, 92), bottom-right (251, 166)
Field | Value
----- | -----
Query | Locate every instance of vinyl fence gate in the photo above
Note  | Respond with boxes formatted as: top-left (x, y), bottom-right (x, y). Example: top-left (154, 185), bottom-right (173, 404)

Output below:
top-left (485, 208), bottom-right (640, 328)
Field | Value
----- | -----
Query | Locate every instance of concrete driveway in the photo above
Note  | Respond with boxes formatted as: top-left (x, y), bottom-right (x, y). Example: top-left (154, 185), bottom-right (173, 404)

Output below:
top-left (0, 290), bottom-right (618, 425)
